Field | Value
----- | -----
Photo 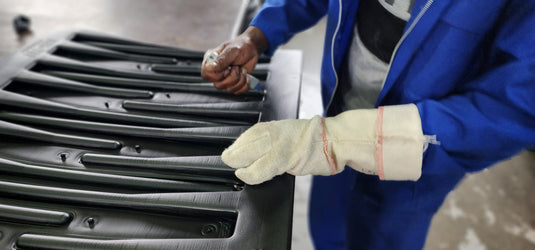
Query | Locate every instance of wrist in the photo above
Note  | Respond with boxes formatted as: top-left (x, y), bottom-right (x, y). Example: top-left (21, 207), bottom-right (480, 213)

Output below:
top-left (243, 26), bottom-right (269, 55)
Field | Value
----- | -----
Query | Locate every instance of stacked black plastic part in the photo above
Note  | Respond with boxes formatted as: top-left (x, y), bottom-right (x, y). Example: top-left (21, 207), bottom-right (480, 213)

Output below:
top-left (0, 31), bottom-right (297, 249)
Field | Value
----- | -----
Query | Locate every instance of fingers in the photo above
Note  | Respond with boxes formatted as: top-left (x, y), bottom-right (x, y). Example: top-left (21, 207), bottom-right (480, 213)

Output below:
top-left (201, 48), bottom-right (228, 82)
top-left (234, 74), bottom-right (251, 94)
top-left (212, 45), bottom-right (242, 71)
top-left (212, 66), bottom-right (240, 89)
top-left (201, 36), bottom-right (259, 94)
top-left (242, 56), bottom-right (258, 76)
top-left (213, 66), bottom-right (250, 94)
top-left (225, 72), bottom-right (246, 93)
top-left (202, 45), bottom-right (243, 82)
top-left (222, 123), bottom-right (281, 185)
top-left (222, 126), bottom-right (271, 169)
top-left (234, 157), bottom-right (285, 185)
top-left (226, 68), bottom-right (250, 94)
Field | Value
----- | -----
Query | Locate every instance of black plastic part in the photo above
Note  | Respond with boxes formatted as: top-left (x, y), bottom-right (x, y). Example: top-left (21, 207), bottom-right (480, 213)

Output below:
top-left (151, 63), bottom-right (270, 80)
top-left (0, 30), bottom-right (300, 250)
top-left (0, 111), bottom-right (249, 144)
top-left (0, 204), bottom-right (71, 226)
top-left (40, 70), bottom-right (265, 97)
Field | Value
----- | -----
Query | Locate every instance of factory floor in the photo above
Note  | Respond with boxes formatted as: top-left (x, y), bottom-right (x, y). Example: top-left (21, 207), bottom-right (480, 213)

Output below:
top-left (282, 19), bottom-right (535, 250)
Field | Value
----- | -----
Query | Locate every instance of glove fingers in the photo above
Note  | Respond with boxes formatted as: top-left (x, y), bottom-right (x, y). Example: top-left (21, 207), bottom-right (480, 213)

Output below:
top-left (222, 131), bottom-right (271, 169)
top-left (234, 156), bottom-right (284, 185)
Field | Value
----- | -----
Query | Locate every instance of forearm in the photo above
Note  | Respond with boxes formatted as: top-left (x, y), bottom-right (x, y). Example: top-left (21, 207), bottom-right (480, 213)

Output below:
top-left (242, 26), bottom-right (269, 55)
top-left (222, 104), bottom-right (427, 184)
top-left (416, 61), bottom-right (535, 172)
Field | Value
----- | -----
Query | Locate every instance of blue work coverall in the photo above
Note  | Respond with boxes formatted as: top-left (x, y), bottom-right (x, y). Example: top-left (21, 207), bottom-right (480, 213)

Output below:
top-left (251, 0), bottom-right (535, 249)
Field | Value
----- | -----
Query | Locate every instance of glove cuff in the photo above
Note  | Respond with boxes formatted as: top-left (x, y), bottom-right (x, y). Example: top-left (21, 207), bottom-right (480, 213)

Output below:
top-left (323, 104), bottom-right (425, 180)
top-left (380, 104), bottom-right (425, 180)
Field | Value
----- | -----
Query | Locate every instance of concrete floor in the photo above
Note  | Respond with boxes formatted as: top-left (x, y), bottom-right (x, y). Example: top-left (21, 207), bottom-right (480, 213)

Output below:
top-left (282, 19), bottom-right (535, 250)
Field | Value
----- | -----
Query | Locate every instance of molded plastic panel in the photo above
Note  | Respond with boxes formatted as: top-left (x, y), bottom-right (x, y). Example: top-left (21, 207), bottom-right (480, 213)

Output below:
top-left (0, 31), bottom-right (302, 250)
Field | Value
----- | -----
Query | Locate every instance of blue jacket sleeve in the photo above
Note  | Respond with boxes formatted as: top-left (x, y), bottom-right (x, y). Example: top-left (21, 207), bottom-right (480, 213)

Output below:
top-left (416, 2), bottom-right (535, 172)
top-left (250, 0), bottom-right (329, 56)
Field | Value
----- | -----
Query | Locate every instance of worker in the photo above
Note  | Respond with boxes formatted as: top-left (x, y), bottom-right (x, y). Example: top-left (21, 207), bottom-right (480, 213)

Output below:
top-left (201, 0), bottom-right (535, 249)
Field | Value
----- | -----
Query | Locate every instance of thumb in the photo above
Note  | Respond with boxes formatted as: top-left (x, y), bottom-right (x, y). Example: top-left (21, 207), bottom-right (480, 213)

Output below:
top-left (204, 46), bottom-right (241, 72)
top-left (234, 154), bottom-right (286, 185)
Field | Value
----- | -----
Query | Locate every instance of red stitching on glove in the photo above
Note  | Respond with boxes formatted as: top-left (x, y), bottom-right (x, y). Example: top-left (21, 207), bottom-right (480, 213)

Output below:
top-left (376, 106), bottom-right (385, 180)
top-left (321, 117), bottom-right (336, 175)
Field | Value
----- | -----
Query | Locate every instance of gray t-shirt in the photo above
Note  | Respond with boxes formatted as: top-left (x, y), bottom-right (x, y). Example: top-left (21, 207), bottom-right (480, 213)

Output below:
top-left (340, 0), bottom-right (414, 111)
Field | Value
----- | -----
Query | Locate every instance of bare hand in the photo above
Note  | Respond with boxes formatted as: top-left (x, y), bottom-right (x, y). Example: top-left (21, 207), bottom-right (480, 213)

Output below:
top-left (201, 26), bottom-right (268, 94)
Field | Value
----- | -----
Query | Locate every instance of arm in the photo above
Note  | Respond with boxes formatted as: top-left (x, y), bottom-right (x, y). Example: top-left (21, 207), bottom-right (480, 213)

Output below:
top-left (418, 1), bottom-right (535, 172)
top-left (201, 0), bottom-right (329, 94)
top-left (250, 0), bottom-right (329, 56)
top-left (221, 1), bottom-right (535, 185)
top-left (223, 104), bottom-right (426, 185)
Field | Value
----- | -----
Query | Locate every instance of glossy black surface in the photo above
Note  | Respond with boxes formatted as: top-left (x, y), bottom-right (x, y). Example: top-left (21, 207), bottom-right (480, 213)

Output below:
top-left (0, 31), bottom-right (301, 250)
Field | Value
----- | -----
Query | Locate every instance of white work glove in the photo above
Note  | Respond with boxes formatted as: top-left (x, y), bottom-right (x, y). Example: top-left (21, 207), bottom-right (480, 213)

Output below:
top-left (223, 104), bottom-right (427, 185)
